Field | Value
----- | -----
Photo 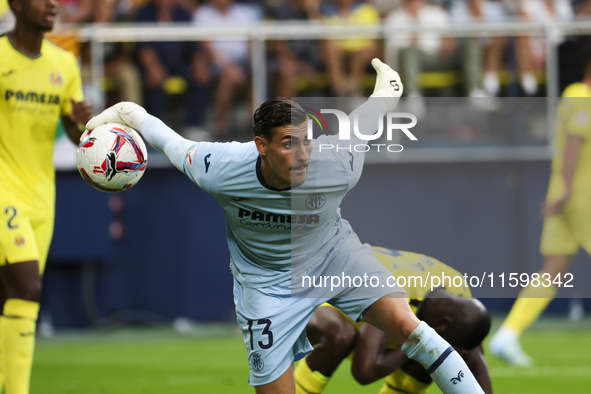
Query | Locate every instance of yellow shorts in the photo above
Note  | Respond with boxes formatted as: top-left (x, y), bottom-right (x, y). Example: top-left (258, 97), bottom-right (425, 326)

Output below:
top-left (379, 369), bottom-right (430, 394)
top-left (0, 201), bottom-right (54, 274)
top-left (540, 209), bottom-right (591, 256)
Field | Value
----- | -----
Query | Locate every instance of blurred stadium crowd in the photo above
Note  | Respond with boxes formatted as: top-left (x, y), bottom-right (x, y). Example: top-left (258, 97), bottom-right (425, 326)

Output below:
top-left (1, 0), bottom-right (590, 140)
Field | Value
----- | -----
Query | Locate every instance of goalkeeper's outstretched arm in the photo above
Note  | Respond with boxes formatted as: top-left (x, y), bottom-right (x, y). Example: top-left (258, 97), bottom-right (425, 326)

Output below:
top-left (347, 58), bottom-right (404, 141)
top-left (86, 102), bottom-right (195, 173)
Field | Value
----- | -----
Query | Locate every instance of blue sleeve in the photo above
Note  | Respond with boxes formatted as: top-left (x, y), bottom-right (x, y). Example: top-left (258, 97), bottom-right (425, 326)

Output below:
top-left (183, 142), bottom-right (215, 192)
top-left (184, 141), bottom-right (245, 194)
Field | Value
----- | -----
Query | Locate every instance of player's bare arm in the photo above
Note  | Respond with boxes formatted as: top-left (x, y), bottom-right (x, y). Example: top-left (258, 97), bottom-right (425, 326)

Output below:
top-left (351, 323), bottom-right (409, 385)
top-left (456, 345), bottom-right (493, 394)
top-left (352, 324), bottom-right (491, 391)
top-left (304, 306), bottom-right (358, 378)
top-left (62, 98), bottom-right (93, 144)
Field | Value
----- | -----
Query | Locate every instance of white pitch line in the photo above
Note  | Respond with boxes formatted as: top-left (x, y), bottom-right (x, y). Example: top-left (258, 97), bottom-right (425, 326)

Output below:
top-left (489, 365), bottom-right (591, 378)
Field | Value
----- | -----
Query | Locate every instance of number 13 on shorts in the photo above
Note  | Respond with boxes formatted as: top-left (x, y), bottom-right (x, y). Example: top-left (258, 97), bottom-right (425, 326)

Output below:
top-left (247, 319), bottom-right (274, 350)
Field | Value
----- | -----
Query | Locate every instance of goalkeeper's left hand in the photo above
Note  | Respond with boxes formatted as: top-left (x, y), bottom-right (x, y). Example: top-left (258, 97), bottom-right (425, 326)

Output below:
top-left (370, 58), bottom-right (403, 111)
top-left (84, 102), bottom-right (149, 140)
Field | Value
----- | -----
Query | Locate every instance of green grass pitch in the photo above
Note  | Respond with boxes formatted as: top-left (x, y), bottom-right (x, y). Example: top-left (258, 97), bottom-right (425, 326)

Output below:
top-left (31, 317), bottom-right (591, 393)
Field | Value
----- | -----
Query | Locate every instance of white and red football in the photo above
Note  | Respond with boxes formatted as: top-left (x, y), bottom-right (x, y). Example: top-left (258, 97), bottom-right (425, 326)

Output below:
top-left (77, 123), bottom-right (148, 193)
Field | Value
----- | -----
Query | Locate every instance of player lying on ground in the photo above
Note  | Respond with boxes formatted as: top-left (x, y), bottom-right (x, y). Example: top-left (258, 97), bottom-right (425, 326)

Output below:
top-left (1, 0), bottom-right (93, 393)
top-left (87, 59), bottom-right (485, 394)
top-left (295, 248), bottom-right (493, 394)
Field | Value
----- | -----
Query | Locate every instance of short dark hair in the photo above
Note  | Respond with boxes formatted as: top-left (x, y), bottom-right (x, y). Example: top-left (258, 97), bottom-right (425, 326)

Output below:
top-left (461, 308), bottom-right (491, 350)
top-left (421, 290), bottom-right (491, 351)
top-left (253, 97), bottom-right (308, 141)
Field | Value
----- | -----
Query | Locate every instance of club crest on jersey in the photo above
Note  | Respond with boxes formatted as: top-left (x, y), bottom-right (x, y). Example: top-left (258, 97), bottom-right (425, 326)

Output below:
top-left (49, 72), bottom-right (63, 87)
top-left (14, 236), bottom-right (26, 247)
top-left (305, 193), bottom-right (326, 210)
top-left (251, 352), bottom-right (264, 372)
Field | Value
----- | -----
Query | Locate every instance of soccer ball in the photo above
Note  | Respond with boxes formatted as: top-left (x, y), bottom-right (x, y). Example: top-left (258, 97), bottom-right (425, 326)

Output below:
top-left (77, 123), bottom-right (148, 193)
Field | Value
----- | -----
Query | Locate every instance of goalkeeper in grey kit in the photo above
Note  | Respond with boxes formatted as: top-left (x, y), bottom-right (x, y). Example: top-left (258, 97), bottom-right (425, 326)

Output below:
top-left (86, 59), bottom-right (485, 394)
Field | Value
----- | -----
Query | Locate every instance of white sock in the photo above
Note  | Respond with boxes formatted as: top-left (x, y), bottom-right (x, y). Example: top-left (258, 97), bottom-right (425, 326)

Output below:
top-left (483, 72), bottom-right (500, 96)
top-left (401, 322), bottom-right (484, 394)
top-left (521, 72), bottom-right (538, 96)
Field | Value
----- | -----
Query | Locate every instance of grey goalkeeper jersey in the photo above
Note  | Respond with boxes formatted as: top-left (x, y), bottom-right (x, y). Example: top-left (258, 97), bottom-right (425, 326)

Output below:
top-left (181, 100), bottom-right (388, 288)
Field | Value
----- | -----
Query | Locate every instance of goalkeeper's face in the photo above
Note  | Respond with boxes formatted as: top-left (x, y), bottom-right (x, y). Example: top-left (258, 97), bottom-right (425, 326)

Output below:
top-left (258, 121), bottom-right (312, 189)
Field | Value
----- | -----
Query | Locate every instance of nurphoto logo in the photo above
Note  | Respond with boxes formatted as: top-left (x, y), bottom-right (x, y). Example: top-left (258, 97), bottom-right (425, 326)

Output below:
top-left (305, 108), bottom-right (418, 153)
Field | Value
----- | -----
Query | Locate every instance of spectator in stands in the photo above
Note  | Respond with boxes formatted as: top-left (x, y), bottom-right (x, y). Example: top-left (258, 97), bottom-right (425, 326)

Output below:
top-left (450, 0), bottom-right (507, 96)
top-left (515, 0), bottom-right (573, 95)
top-left (267, 0), bottom-right (325, 98)
top-left (135, 0), bottom-right (208, 134)
top-left (178, 0), bottom-right (201, 12)
top-left (385, 0), bottom-right (487, 100)
top-left (323, 0), bottom-right (381, 96)
top-left (193, 0), bottom-right (261, 138)
top-left (94, 0), bottom-right (143, 105)
top-left (558, 0), bottom-right (591, 92)
top-left (367, 0), bottom-right (401, 18)
top-left (58, 0), bottom-right (93, 23)
top-left (117, 0), bottom-right (153, 17)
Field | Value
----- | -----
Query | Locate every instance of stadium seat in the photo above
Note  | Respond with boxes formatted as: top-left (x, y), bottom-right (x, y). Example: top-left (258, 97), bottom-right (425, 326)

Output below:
top-left (291, 70), bottom-right (546, 92)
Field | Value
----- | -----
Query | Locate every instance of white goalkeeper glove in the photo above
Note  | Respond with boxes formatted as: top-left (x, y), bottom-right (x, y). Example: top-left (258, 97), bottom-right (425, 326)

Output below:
top-left (370, 58), bottom-right (403, 111)
top-left (85, 102), bottom-right (149, 137)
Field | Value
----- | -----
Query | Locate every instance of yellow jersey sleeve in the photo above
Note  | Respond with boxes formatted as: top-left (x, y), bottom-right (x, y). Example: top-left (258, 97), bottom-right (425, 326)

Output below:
top-left (564, 100), bottom-right (591, 140)
top-left (560, 83), bottom-right (591, 140)
top-left (60, 51), bottom-right (84, 117)
top-left (371, 247), bottom-right (472, 300)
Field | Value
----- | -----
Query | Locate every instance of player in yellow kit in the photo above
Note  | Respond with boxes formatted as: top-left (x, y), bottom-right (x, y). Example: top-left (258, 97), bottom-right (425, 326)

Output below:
top-left (0, 0), bottom-right (93, 392)
top-left (489, 54), bottom-right (591, 366)
top-left (295, 247), bottom-right (493, 394)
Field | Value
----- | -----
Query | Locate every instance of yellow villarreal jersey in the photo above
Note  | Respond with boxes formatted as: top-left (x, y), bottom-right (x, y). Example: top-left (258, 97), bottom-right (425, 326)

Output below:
top-left (371, 247), bottom-right (472, 349)
top-left (548, 83), bottom-right (591, 201)
top-left (325, 4), bottom-right (380, 52)
top-left (0, 34), bottom-right (83, 214)
top-left (371, 247), bottom-right (472, 310)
